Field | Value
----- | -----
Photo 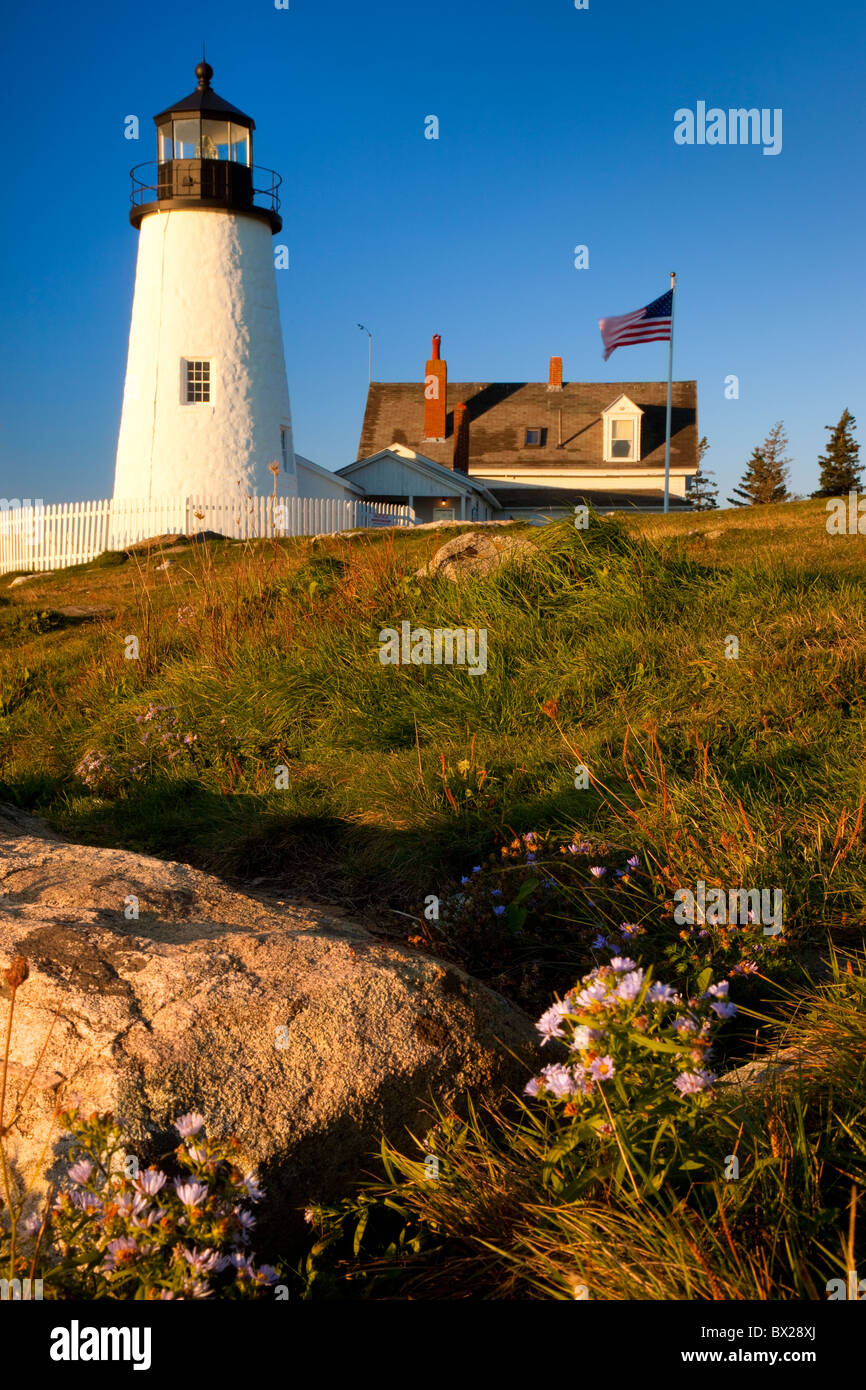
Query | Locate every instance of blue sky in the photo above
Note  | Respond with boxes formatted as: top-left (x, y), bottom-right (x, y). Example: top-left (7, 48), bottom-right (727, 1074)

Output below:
top-left (1, 0), bottom-right (864, 503)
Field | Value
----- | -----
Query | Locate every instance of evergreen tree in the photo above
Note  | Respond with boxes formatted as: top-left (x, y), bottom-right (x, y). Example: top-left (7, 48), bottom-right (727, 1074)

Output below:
top-left (691, 436), bottom-right (718, 510)
top-left (812, 409), bottom-right (861, 497)
top-left (728, 421), bottom-right (791, 506)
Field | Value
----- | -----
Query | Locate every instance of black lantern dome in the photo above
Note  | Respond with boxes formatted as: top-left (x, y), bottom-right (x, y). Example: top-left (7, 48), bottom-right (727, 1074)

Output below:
top-left (130, 61), bottom-right (281, 233)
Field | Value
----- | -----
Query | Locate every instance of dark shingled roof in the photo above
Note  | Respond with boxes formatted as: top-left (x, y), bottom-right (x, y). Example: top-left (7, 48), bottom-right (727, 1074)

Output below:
top-left (358, 380), bottom-right (698, 475)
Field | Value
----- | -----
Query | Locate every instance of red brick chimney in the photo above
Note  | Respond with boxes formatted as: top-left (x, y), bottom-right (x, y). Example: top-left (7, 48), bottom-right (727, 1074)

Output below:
top-left (548, 356), bottom-right (563, 391)
top-left (453, 401), bottom-right (470, 474)
top-left (424, 334), bottom-right (447, 440)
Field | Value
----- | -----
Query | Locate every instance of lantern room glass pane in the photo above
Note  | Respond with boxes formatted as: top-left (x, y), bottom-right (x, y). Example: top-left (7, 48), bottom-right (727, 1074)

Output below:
top-left (230, 123), bottom-right (250, 165)
top-left (201, 120), bottom-right (230, 160)
top-left (158, 123), bottom-right (173, 162)
top-left (173, 119), bottom-right (201, 160)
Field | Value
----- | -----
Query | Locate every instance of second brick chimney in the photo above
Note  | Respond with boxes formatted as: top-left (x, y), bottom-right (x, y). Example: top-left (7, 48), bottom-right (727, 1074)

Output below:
top-left (547, 356), bottom-right (563, 391)
top-left (452, 401), bottom-right (470, 474)
top-left (424, 334), bottom-right (447, 440)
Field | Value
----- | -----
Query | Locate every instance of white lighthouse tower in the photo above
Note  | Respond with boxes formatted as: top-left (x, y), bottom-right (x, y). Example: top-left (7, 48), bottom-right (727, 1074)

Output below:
top-left (113, 60), bottom-right (296, 505)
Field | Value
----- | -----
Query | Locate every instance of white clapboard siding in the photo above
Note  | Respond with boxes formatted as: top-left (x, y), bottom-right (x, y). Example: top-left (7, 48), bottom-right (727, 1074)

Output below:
top-left (0, 495), bottom-right (415, 576)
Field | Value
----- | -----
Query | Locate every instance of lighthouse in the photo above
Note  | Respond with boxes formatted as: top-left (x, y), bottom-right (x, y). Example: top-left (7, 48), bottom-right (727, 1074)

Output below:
top-left (113, 60), bottom-right (296, 504)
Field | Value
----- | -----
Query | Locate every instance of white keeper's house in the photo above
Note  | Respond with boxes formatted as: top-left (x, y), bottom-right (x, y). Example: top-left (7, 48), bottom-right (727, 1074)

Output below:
top-left (335, 335), bottom-right (700, 522)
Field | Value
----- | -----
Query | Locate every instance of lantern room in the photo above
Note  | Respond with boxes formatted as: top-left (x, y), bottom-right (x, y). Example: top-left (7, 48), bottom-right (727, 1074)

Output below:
top-left (130, 61), bottom-right (282, 233)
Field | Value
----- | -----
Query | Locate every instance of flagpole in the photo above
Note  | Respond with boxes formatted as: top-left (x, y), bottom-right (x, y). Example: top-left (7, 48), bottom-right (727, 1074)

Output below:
top-left (663, 270), bottom-right (676, 514)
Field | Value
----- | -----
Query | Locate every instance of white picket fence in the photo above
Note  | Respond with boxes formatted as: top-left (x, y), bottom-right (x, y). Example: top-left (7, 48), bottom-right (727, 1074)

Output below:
top-left (0, 495), bottom-right (415, 576)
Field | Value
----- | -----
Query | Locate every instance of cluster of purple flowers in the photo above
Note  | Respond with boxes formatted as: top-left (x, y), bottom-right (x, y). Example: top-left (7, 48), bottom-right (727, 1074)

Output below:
top-left (75, 748), bottom-right (116, 791)
top-left (49, 1110), bottom-right (278, 1299)
top-left (134, 704), bottom-right (197, 758)
top-left (525, 955), bottom-right (735, 1105)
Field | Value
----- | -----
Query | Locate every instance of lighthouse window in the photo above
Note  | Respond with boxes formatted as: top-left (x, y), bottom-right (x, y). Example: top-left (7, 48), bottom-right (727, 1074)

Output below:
top-left (201, 120), bottom-right (230, 161)
top-left (184, 360), bottom-right (211, 404)
top-left (280, 427), bottom-right (294, 474)
top-left (230, 124), bottom-right (250, 166)
top-left (158, 123), bottom-right (173, 162)
top-left (174, 119), bottom-right (201, 160)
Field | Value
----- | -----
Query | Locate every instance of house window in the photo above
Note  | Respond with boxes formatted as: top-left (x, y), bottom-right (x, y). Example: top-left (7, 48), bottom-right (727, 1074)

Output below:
top-left (602, 396), bottom-right (643, 463)
top-left (184, 359), bottom-right (211, 403)
top-left (280, 426), bottom-right (294, 474)
top-left (524, 427), bottom-right (547, 447)
top-left (610, 418), bottom-right (635, 459)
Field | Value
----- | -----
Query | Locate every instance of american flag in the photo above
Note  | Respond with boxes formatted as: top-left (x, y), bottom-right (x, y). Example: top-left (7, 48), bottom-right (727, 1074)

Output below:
top-left (599, 289), bottom-right (673, 361)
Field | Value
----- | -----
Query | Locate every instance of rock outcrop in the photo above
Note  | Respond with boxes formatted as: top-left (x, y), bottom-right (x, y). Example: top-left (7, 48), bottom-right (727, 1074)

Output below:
top-left (0, 807), bottom-right (536, 1249)
top-left (414, 528), bottom-right (537, 581)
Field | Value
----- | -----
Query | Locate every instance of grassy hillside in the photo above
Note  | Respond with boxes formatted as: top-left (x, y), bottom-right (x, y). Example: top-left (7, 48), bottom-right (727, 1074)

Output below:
top-left (2, 498), bottom-right (865, 1300)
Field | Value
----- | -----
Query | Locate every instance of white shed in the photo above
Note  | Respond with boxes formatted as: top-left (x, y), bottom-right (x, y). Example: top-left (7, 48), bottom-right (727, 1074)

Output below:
top-left (337, 445), bottom-right (499, 524)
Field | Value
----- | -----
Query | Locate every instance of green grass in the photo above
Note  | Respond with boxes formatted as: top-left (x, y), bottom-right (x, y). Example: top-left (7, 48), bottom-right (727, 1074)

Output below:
top-left (2, 499), bottom-right (865, 1300)
top-left (1, 502), bottom-right (863, 951)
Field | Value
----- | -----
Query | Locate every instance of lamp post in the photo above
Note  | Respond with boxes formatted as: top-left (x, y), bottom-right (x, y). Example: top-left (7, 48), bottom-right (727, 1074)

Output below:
top-left (357, 324), bottom-right (372, 384)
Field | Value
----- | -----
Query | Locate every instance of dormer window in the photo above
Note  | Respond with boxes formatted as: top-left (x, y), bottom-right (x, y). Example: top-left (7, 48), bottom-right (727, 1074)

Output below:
top-left (602, 395), bottom-right (643, 463)
top-left (524, 427), bottom-right (547, 447)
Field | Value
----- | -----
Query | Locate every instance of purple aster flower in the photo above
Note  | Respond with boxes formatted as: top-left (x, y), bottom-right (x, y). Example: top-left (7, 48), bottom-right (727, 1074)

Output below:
top-left (132, 1206), bottom-right (166, 1230)
top-left (103, 1236), bottom-right (138, 1271)
top-left (589, 866), bottom-right (606, 878)
top-left (255, 1264), bottom-right (280, 1285)
top-left (71, 1189), bottom-right (102, 1213)
top-left (569, 1025), bottom-right (602, 1052)
top-left (67, 1158), bottom-right (94, 1185)
top-left (182, 1246), bottom-right (221, 1274)
top-left (705, 980), bottom-right (730, 998)
top-left (242, 1172), bottom-right (265, 1202)
top-left (134, 1167), bottom-right (167, 1196)
top-left (615, 968), bottom-right (645, 1002)
top-left (592, 933), bottom-right (608, 949)
top-left (673, 1069), bottom-right (717, 1096)
top-left (572, 979), bottom-right (612, 1008)
top-left (235, 1208), bottom-right (257, 1232)
top-left (609, 956), bottom-right (638, 973)
top-left (526, 852), bottom-right (537, 863)
top-left (647, 981), bottom-right (678, 1004)
top-left (589, 1055), bottom-right (615, 1081)
top-left (536, 1000), bottom-right (570, 1045)
top-left (116, 1191), bottom-right (149, 1219)
top-left (185, 1279), bottom-right (213, 1299)
top-left (472, 866), bottom-right (481, 874)
top-left (175, 1111), bottom-right (206, 1139)
top-left (710, 999), bottom-right (737, 1019)
top-left (539, 1063), bottom-right (579, 1097)
top-left (671, 1015), bottom-right (698, 1034)
top-left (524, 1076), bottom-right (540, 1097)
top-left (460, 876), bottom-right (470, 886)
top-left (490, 888), bottom-right (502, 896)
top-left (174, 1179), bottom-right (209, 1207)
top-left (626, 855), bottom-right (640, 869)
top-left (493, 904), bottom-right (506, 916)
